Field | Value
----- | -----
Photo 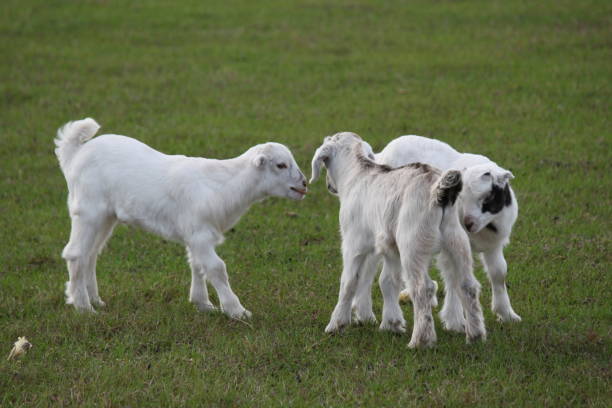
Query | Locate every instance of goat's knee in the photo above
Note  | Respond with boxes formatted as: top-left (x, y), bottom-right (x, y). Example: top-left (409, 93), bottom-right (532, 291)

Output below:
top-left (62, 242), bottom-right (85, 262)
top-left (426, 277), bottom-right (438, 308)
top-left (460, 277), bottom-right (481, 301)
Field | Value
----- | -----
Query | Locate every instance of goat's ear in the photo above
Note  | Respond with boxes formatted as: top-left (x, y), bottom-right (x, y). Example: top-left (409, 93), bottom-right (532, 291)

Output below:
top-left (498, 170), bottom-right (514, 184)
top-left (310, 144), bottom-right (331, 183)
top-left (361, 141), bottom-right (375, 160)
top-left (252, 154), bottom-right (267, 168)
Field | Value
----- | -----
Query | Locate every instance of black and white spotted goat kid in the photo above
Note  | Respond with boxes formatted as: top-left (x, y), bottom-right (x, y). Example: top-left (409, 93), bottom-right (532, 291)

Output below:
top-left (376, 135), bottom-right (520, 327)
top-left (310, 132), bottom-right (486, 348)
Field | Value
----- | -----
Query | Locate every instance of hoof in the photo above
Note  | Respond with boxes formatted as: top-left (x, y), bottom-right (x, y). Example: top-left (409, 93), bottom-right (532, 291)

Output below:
top-left (408, 337), bottom-right (436, 349)
top-left (379, 319), bottom-right (406, 333)
top-left (495, 309), bottom-right (522, 323)
top-left (353, 312), bottom-right (378, 325)
top-left (91, 298), bottom-right (106, 308)
top-left (325, 319), bottom-right (348, 333)
top-left (195, 302), bottom-right (218, 313)
top-left (226, 308), bottom-right (251, 320)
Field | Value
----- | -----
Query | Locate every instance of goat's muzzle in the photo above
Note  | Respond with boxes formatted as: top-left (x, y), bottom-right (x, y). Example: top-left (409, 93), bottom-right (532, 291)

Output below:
top-left (291, 187), bottom-right (307, 195)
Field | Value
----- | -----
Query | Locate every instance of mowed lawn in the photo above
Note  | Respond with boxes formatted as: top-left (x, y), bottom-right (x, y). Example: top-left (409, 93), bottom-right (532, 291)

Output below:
top-left (1, 0), bottom-right (610, 406)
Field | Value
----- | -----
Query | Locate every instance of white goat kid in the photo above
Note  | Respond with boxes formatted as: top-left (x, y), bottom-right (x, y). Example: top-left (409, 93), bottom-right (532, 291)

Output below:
top-left (376, 135), bottom-right (520, 328)
top-left (310, 132), bottom-right (486, 348)
top-left (55, 118), bottom-right (307, 318)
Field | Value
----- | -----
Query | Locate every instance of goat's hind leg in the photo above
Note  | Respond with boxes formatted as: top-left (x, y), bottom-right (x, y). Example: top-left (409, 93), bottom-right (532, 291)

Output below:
top-left (378, 254), bottom-right (406, 333)
top-left (63, 214), bottom-right (105, 312)
top-left (187, 248), bottom-right (217, 312)
top-left (438, 252), bottom-right (467, 333)
top-left (399, 274), bottom-right (438, 308)
top-left (325, 248), bottom-right (368, 333)
top-left (401, 248), bottom-right (437, 348)
top-left (351, 253), bottom-right (378, 325)
top-left (86, 217), bottom-right (117, 308)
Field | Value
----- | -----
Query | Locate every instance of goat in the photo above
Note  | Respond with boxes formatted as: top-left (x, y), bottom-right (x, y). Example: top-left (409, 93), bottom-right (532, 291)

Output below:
top-left (55, 118), bottom-right (307, 318)
top-left (376, 135), bottom-right (520, 329)
top-left (310, 132), bottom-right (486, 348)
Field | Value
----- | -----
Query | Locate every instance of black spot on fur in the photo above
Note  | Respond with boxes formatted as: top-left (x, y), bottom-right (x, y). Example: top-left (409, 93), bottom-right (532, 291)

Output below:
top-left (356, 151), bottom-right (397, 173)
top-left (406, 162), bottom-right (434, 173)
top-left (486, 223), bottom-right (498, 233)
top-left (383, 161), bottom-right (436, 174)
top-left (357, 154), bottom-right (376, 170)
top-left (482, 183), bottom-right (512, 214)
top-left (355, 145), bottom-right (437, 175)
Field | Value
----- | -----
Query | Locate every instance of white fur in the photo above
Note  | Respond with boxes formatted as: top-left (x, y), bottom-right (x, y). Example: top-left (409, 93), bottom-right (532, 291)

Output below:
top-left (311, 132), bottom-right (486, 348)
top-left (376, 135), bottom-right (520, 325)
top-left (55, 118), bottom-right (307, 317)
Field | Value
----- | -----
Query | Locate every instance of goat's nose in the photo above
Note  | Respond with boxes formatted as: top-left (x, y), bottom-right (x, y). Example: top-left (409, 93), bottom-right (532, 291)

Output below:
top-left (302, 179), bottom-right (307, 188)
top-left (464, 218), bottom-right (474, 232)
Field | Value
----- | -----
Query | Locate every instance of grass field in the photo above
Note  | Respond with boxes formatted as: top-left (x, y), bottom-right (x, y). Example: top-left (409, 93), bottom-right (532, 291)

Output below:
top-left (1, 0), bottom-right (610, 406)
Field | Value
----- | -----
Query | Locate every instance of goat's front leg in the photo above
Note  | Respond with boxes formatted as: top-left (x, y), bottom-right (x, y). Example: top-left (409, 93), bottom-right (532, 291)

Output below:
top-left (482, 248), bottom-right (521, 322)
top-left (442, 228), bottom-right (486, 343)
top-left (188, 241), bottom-right (250, 319)
top-left (378, 254), bottom-right (406, 333)
top-left (351, 253), bottom-right (379, 324)
top-left (325, 249), bottom-right (367, 333)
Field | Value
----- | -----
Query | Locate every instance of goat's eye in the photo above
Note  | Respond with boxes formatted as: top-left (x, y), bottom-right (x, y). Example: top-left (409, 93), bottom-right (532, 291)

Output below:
top-left (276, 163), bottom-right (287, 169)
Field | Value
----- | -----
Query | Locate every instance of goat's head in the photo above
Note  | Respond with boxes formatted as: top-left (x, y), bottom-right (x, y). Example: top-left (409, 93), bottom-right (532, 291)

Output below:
top-left (252, 142), bottom-right (307, 200)
top-left (310, 132), bottom-right (374, 196)
top-left (460, 162), bottom-right (514, 233)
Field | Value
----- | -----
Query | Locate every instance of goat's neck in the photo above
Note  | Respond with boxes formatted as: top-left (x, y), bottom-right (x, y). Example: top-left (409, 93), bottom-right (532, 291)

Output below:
top-left (205, 155), bottom-right (268, 229)
top-left (331, 154), bottom-right (363, 197)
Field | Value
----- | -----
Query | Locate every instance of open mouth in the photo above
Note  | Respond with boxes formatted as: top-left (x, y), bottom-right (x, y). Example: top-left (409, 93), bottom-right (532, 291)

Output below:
top-left (290, 187), bottom-right (307, 195)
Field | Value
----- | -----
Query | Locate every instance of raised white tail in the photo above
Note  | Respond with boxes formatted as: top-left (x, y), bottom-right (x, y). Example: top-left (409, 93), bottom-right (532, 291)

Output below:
top-left (54, 118), bottom-right (100, 172)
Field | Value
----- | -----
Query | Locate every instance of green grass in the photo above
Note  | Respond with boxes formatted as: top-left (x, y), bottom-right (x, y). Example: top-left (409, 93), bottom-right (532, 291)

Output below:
top-left (1, 0), bottom-right (610, 406)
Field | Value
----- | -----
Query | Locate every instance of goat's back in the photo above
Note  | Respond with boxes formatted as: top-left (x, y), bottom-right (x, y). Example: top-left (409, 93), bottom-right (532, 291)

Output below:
top-left (63, 134), bottom-right (191, 197)
top-left (61, 134), bottom-right (204, 240)
top-left (340, 164), bottom-right (446, 243)
top-left (375, 135), bottom-right (460, 169)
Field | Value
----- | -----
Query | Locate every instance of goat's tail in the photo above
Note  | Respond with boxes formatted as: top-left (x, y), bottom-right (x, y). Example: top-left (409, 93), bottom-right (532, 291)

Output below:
top-left (54, 118), bottom-right (100, 172)
top-left (433, 170), bottom-right (462, 208)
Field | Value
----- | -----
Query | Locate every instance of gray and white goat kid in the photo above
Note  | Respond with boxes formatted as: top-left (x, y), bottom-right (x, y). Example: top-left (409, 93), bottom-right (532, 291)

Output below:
top-left (310, 132), bottom-right (486, 348)
top-left (376, 135), bottom-right (520, 328)
top-left (55, 118), bottom-right (307, 318)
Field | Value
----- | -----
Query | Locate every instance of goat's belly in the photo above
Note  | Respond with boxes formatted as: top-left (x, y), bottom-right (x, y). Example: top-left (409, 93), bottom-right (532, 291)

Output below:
top-left (115, 207), bottom-right (183, 243)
